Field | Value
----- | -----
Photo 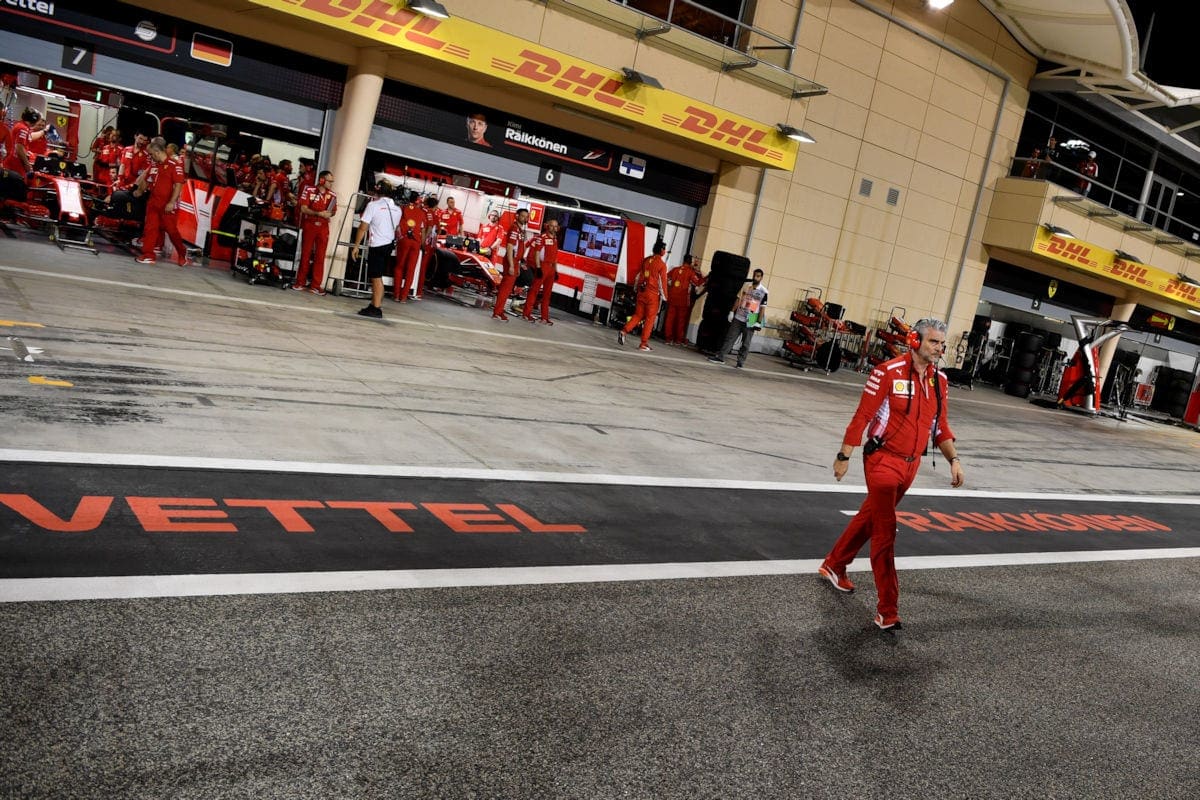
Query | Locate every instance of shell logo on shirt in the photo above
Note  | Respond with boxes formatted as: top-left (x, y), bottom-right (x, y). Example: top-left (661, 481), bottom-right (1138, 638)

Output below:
top-left (892, 380), bottom-right (912, 395)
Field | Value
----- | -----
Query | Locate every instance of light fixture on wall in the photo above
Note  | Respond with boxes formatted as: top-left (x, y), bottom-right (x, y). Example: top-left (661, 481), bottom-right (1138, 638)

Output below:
top-left (1042, 223), bottom-right (1075, 239)
top-left (621, 68), bottom-right (663, 89)
top-left (776, 124), bottom-right (816, 143)
top-left (407, 0), bottom-right (450, 19)
top-left (928, 0), bottom-right (954, 9)
top-left (1176, 271), bottom-right (1200, 287)
top-left (1114, 249), bottom-right (1143, 263)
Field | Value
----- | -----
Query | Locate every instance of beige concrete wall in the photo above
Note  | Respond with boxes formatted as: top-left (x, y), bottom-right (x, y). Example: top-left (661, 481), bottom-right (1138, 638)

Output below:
top-left (694, 0), bottom-right (1040, 342)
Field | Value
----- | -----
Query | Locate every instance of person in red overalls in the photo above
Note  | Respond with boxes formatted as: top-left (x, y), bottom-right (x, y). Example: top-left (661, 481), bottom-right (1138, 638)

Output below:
top-left (437, 195), bottom-right (464, 236)
top-left (293, 169), bottom-right (337, 294)
top-left (477, 210), bottom-right (504, 264)
top-left (491, 207), bottom-right (529, 321)
top-left (664, 254), bottom-right (705, 345)
top-left (393, 194), bottom-right (427, 302)
top-left (93, 128), bottom-right (121, 191)
top-left (116, 133), bottom-right (150, 191)
top-left (522, 217), bottom-right (560, 324)
top-left (818, 318), bottom-right (966, 631)
top-left (4, 108), bottom-right (46, 176)
top-left (1076, 150), bottom-right (1099, 197)
top-left (618, 240), bottom-right (669, 351)
top-left (265, 159), bottom-right (295, 221)
top-left (418, 195), bottom-right (440, 295)
top-left (133, 136), bottom-right (189, 267)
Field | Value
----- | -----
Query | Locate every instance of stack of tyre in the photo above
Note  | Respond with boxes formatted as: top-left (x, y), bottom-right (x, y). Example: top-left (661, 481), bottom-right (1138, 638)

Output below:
top-left (1150, 366), bottom-right (1193, 419)
top-left (1004, 329), bottom-right (1044, 398)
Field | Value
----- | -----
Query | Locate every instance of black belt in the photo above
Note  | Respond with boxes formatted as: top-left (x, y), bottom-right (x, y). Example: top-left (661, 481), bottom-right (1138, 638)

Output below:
top-left (903, 456), bottom-right (917, 463)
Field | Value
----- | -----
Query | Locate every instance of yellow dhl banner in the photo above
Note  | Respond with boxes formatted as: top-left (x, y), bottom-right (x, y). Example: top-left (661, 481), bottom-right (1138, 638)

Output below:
top-left (1033, 228), bottom-right (1200, 310)
top-left (249, 0), bottom-right (797, 170)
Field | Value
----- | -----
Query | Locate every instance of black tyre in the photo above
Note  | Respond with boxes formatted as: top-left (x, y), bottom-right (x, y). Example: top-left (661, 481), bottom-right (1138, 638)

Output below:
top-left (1015, 351), bottom-right (1037, 370)
top-left (1016, 331), bottom-right (1043, 353)
top-left (1005, 381), bottom-right (1030, 398)
top-left (815, 341), bottom-right (842, 372)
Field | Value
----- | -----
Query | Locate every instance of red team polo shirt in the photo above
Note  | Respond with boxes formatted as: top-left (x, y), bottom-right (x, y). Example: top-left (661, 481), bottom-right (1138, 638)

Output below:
top-left (529, 231), bottom-right (558, 270)
top-left (118, 144), bottom-right (151, 190)
top-left (399, 201), bottom-right (425, 240)
top-left (145, 155), bottom-right (185, 208)
top-left (503, 222), bottom-right (528, 273)
top-left (437, 206), bottom-right (464, 236)
top-left (299, 184), bottom-right (337, 227)
top-left (4, 121), bottom-right (32, 172)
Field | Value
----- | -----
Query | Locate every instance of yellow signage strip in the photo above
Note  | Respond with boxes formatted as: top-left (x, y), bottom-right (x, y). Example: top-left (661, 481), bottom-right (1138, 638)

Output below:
top-left (250, 0), bottom-right (797, 170)
top-left (1032, 228), bottom-right (1200, 311)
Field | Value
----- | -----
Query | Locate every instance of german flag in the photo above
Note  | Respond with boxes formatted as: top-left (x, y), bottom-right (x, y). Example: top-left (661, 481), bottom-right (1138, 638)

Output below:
top-left (191, 32), bottom-right (233, 68)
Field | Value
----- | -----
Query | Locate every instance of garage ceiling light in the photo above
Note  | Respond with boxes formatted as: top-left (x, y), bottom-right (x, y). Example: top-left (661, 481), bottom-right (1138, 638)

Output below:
top-left (407, 0), bottom-right (450, 19)
top-left (1176, 272), bottom-right (1200, 287)
top-left (929, 0), bottom-right (954, 9)
top-left (776, 124), bottom-right (816, 143)
top-left (621, 68), bottom-right (663, 90)
top-left (1042, 223), bottom-right (1075, 239)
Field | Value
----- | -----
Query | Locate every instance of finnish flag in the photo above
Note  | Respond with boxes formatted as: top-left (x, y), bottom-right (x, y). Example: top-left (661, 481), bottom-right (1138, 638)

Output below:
top-left (619, 154), bottom-right (646, 180)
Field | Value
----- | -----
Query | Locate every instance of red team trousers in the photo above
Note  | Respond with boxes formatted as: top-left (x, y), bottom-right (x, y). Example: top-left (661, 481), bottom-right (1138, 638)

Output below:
top-left (142, 204), bottom-right (186, 264)
top-left (523, 269), bottom-right (555, 320)
top-left (663, 301), bottom-right (691, 343)
top-left (393, 237), bottom-right (421, 300)
top-left (493, 272), bottom-right (517, 316)
top-left (295, 222), bottom-right (329, 290)
top-left (824, 452), bottom-right (920, 621)
top-left (622, 293), bottom-right (661, 347)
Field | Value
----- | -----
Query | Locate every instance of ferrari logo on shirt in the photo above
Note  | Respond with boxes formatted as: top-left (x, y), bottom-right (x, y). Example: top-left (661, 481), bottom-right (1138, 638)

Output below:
top-left (892, 380), bottom-right (912, 394)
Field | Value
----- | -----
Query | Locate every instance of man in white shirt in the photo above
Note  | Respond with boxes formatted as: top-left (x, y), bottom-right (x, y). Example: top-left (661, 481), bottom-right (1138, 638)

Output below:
top-left (351, 182), bottom-right (399, 318)
top-left (709, 268), bottom-right (768, 368)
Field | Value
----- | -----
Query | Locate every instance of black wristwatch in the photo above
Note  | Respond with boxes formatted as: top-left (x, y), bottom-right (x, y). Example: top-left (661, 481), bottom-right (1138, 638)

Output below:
top-left (835, 452), bottom-right (850, 462)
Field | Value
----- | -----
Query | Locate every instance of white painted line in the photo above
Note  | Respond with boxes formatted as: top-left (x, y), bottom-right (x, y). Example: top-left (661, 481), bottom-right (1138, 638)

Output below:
top-left (2, 548), bottom-right (1197, 602)
top-left (2, 448), bottom-right (1198, 503)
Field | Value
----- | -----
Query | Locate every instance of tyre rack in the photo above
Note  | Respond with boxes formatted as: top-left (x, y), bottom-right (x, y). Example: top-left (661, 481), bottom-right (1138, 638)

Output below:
top-left (863, 307), bottom-right (911, 370)
top-left (781, 288), bottom-right (864, 373)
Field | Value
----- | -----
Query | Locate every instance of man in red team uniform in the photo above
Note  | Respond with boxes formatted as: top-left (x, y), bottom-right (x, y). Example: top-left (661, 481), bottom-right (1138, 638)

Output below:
top-left (116, 134), bottom-right (151, 191)
top-left (133, 137), bottom-right (189, 266)
top-left (393, 193), bottom-right (427, 301)
top-left (664, 254), bottom-right (705, 345)
top-left (818, 318), bottom-right (965, 631)
top-left (3, 108), bottom-right (46, 176)
top-left (476, 210), bottom-right (504, 264)
top-left (436, 195), bottom-right (464, 236)
top-left (93, 128), bottom-right (121, 190)
top-left (618, 240), bottom-right (669, 351)
top-left (293, 170), bottom-right (336, 294)
top-left (491, 207), bottom-right (529, 321)
top-left (418, 195), bottom-right (440, 295)
top-left (522, 217), bottom-right (560, 324)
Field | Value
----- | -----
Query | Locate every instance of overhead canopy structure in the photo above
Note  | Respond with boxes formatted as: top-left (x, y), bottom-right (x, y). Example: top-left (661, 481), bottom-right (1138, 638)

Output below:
top-left (981, 0), bottom-right (1200, 158)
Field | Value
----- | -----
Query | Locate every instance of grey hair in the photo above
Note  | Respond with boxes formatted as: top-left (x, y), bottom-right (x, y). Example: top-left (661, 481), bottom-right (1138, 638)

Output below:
top-left (148, 136), bottom-right (167, 153)
top-left (913, 318), bottom-right (947, 338)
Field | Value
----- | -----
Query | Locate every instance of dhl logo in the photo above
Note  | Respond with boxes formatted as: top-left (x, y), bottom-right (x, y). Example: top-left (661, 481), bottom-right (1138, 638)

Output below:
top-left (1109, 259), bottom-right (1152, 286)
top-left (1164, 279), bottom-right (1199, 301)
top-left (662, 107), bottom-right (783, 161)
top-left (1043, 236), bottom-right (1098, 266)
top-left (278, 0), bottom-right (467, 57)
top-left (498, 51), bottom-right (645, 116)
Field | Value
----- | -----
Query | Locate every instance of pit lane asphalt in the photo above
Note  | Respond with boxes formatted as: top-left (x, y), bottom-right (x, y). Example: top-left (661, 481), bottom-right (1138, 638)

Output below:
top-left (1, 235), bottom-right (1198, 799)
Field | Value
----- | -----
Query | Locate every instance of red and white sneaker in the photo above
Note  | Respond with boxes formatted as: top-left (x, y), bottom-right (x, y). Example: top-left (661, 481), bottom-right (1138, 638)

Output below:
top-left (818, 562), bottom-right (855, 593)
top-left (135, 256), bottom-right (156, 264)
top-left (873, 613), bottom-right (902, 631)
top-left (638, 344), bottom-right (652, 351)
